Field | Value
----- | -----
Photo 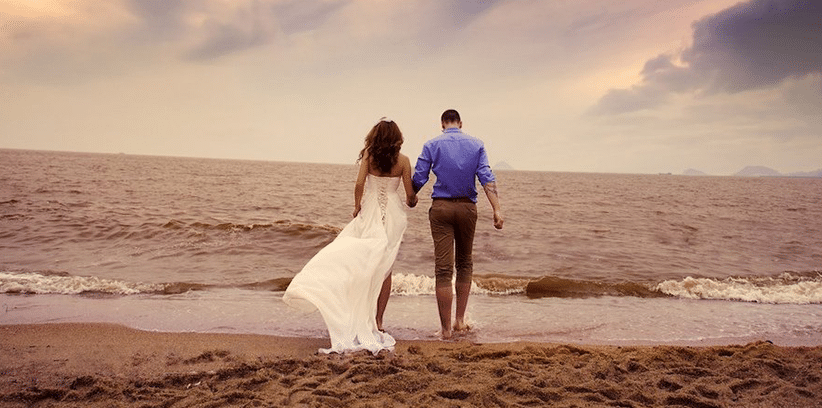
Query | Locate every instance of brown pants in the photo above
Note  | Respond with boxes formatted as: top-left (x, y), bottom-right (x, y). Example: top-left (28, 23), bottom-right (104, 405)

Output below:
top-left (429, 198), bottom-right (477, 287)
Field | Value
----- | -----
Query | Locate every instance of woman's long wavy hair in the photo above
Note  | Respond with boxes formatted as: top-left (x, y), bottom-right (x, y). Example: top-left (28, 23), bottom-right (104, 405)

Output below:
top-left (358, 118), bottom-right (403, 174)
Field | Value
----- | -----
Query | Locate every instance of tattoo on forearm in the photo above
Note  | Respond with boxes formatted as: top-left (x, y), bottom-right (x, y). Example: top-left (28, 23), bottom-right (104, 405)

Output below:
top-left (484, 183), bottom-right (498, 197)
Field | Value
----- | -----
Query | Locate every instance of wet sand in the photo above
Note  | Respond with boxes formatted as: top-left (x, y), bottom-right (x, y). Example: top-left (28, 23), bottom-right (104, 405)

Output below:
top-left (1, 323), bottom-right (820, 407)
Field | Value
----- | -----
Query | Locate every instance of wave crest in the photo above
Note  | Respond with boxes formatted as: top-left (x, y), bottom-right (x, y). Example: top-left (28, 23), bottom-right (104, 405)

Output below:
top-left (3, 270), bottom-right (819, 304)
top-left (525, 276), bottom-right (667, 299)
top-left (655, 272), bottom-right (822, 304)
top-left (0, 271), bottom-right (163, 295)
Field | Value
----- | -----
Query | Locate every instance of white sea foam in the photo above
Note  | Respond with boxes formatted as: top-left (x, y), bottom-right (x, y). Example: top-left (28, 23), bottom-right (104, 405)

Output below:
top-left (390, 273), bottom-right (509, 296)
top-left (391, 273), bottom-right (435, 295)
top-left (0, 271), bottom-right (518, 297)
top-left (0, 272), bottom-right (162, 295)
top-left (655, 273), bottom-right (822, 304)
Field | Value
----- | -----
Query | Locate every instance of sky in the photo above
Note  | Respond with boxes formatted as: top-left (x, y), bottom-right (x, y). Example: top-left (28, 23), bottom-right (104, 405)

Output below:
top-left (1, 0), bottom-right (820, 175)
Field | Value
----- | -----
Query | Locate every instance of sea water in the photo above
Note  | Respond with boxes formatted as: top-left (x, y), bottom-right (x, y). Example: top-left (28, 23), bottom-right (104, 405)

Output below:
top-left (1, 149), bottom-right (821, 345)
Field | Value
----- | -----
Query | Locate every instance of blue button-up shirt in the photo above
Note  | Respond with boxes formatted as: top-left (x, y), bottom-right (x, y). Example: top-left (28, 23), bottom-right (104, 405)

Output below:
top-left (412, 128), bottom-right (496, 203)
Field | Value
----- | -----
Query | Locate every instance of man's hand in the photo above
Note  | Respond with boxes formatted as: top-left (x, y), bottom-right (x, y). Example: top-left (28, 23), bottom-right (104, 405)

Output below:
top-left (493, 211), bottom-right (504, 229)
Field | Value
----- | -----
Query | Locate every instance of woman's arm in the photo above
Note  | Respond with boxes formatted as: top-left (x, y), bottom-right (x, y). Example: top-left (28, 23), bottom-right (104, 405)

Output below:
top-left (353, 155), bottom-right (369, 217)
top-left (401, 155), bottom-right (418, 208)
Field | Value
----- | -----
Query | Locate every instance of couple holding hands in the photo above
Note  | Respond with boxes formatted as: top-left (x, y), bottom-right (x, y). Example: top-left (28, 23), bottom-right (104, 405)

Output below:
top-left (283, 109), bottom-right (503, 354)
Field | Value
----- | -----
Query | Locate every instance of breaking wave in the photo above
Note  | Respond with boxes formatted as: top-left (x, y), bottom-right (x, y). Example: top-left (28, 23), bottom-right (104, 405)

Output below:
top-left (2, 271), bottom-right (820, 304)
top-left (655, 272), bottom-right (822, 304)
top-left (0, 271), bottom-right (163, 296)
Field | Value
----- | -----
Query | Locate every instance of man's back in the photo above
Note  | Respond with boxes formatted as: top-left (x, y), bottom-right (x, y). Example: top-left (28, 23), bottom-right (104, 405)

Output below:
top-left (412, 128), bottom-right (495, 202)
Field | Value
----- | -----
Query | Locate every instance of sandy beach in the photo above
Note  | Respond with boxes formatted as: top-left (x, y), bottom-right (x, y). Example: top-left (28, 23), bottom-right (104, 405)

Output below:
top-left (1, 324), bottom-right (820, 407)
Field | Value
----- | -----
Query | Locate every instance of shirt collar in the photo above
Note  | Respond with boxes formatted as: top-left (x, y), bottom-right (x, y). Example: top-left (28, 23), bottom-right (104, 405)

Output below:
top-left (444, 127), bottom-right (461, 133)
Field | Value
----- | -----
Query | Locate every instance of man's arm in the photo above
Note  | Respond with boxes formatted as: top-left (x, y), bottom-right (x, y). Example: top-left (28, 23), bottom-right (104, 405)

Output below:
top-left (483, 182), bottom-right (503, 229)
top-left (401, 155), bottom-right (418, 208)
top-left (411, 146), bottom-right (432, 193)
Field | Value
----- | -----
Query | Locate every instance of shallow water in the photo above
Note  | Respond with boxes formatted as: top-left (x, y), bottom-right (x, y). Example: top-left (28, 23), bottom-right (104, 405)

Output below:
top-left (3, 290), bottom-right (820, 346)
top-left (1, 149), bottom-right (821, 345)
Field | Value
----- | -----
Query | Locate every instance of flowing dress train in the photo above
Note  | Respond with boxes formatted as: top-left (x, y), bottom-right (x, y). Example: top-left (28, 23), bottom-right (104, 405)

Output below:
top-left (282, 175), bottom-right (407, 354)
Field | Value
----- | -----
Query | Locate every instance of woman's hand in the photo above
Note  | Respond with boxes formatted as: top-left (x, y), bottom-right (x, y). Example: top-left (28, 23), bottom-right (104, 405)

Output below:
top-left (407, 195), bottom-right (418, 208)
top-left (353, 205), bottom-right (361, 218)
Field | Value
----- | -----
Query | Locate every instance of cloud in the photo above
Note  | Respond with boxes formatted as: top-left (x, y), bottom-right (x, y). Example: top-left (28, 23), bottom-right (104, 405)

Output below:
top-left (1, 0), bottom-right (505, 81)
top-left (0, 2), bottom-right (139, 84)
top-left (0, 1), bottom-right (357, 78)
top-left (120, 0), bottom-right (288, 61)
top-left (591, 0), bottom-right (822, 115)
top-left (272, 0), bottom-right (350, 35)
top-left (184, 2), bottom-right (280, 60)
top-left (182, 0), bottom-right (357, 60)
top-left (686, 0), bottom-right (822, 92)
top-left (124, 0), bottom-right (188, 38)
top-left (442, 0), bottom-right (500, 24)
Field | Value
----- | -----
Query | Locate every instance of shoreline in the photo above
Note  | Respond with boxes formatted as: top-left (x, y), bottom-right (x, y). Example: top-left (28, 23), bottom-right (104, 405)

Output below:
top-left (2, 323), bottom-right (821, 407)
top-left (5, 292), bottom-right (821, 349)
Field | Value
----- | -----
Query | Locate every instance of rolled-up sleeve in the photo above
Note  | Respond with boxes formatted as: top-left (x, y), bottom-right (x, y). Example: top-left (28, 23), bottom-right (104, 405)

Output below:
top-left (412, 145), bottom-right (432, 192)
top-left (476, 144), bottom-right (495, 186)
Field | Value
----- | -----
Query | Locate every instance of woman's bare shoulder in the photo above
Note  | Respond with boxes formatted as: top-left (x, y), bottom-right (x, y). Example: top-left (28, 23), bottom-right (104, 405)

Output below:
top-left (383, 155), bottom-right (407, 177)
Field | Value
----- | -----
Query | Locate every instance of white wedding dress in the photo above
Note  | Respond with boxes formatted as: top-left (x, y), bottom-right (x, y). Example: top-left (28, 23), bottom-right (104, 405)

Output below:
top-left (283, 175), bottom-right (407, 354)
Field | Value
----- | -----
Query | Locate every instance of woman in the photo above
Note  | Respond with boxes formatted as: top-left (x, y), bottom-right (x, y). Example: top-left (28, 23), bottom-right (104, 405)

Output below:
top-left (283, 117), bottom-right (417, 354)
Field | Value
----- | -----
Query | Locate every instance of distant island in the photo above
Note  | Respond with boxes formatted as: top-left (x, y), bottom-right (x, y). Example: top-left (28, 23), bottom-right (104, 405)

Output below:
top-left (784, 169), bottom-right (822, 178)
top-left (494, 161), bottom-right (515, 171)
top-left (683, 168), bottom-right (707, 176)
top-left (734, 166), bottom-right (782, 177)
top-left (682, 166), bottom-right (822, 177)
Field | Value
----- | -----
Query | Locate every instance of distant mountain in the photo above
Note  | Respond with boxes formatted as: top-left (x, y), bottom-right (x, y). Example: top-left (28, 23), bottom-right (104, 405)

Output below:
top-left (734, 166), bottom-right (781, 177)
top-left (494, 161), bottom-right (514, 171)
top-left (786, 169), bottom-right (822, 178)
top-left (678, 165), bottom-right (821, 177)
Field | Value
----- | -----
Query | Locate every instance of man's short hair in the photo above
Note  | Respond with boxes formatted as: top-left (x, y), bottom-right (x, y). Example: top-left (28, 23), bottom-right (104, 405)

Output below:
top-left (441, 109), bottom-right (461, 124)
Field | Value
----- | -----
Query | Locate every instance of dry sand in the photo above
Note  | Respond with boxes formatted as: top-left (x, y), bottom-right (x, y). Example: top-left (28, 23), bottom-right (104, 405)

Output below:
top-left (1, 323), bottom-right (820, 407)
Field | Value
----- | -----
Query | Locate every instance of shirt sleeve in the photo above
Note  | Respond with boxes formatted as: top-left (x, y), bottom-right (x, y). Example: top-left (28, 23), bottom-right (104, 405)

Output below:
top-left (475, 144), bottom-right (496, 186)
top-left (412, 144), bottom-right (432, 192)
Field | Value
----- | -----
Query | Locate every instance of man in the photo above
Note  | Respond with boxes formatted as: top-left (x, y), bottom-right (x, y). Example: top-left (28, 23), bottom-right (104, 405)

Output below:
top-left (412, 109), bottom-right (503, 340)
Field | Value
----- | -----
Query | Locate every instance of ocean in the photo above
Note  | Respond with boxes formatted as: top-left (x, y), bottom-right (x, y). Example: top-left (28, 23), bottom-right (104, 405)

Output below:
top-left (1, 149), bottom-right (821, 345)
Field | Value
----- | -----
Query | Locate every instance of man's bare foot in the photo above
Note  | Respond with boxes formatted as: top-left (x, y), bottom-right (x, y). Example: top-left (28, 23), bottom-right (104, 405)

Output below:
top-left (440, 329), bottom-right (452, 340)
top-left (453, 323), bottom-right (471, 333)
